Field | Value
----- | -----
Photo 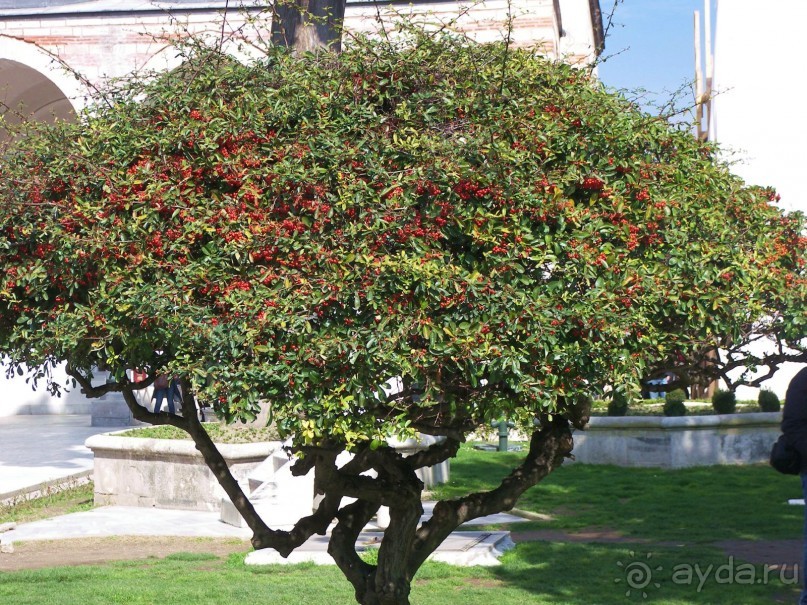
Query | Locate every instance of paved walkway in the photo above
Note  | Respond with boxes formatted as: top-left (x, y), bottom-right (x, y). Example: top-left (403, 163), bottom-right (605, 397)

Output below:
top-left (0, 415), bottom-right (523, 566)
top-left (0, 415), bottom-right (112, 502)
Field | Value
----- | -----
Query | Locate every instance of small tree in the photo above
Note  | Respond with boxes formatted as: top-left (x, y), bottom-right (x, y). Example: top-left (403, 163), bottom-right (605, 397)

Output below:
top-left (0, 30), bottom-right (804, 605)
top-left (607, 392), bottom-right (629, 416)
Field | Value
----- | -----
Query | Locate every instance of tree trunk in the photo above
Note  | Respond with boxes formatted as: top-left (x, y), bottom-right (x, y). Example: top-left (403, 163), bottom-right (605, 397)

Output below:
top-left (366, 500), bottom-right (422, 605)
top-left (271, 0), bottom-right (347, 53)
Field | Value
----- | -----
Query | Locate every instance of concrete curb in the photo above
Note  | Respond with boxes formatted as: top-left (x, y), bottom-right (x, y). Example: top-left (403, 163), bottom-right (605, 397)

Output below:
top-left (584, 411), bottom-right (781, 430)
top-left (0, 470), bottom-right (93, 506)
top-left (85, 433), bottom-right (282, 460)
top-left (573, 412), bottom-right (781, 468)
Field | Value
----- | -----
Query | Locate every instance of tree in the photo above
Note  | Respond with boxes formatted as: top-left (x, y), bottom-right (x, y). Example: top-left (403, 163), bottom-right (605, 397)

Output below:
top-left (0, 29), bottom-right (804, 605)
top-left (271, 0), bottom-right (346, 52)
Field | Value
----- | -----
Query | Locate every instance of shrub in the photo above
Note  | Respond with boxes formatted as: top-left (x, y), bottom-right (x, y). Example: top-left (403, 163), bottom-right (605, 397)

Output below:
top-left (758, 389), bottom-right (781, 413)
top-left (663, 389), bottom-right (687, 417)
top-left (607, 392), bottom-right (629, 416)
top-left (712, 389), bottom-right (737, 414)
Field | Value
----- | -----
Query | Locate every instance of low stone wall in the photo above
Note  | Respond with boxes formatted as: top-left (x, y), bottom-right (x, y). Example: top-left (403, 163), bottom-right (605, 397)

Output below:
top-left (571, 412), bottom-right (781, 468)
top-left (85, 432), bottom-right (281, 511)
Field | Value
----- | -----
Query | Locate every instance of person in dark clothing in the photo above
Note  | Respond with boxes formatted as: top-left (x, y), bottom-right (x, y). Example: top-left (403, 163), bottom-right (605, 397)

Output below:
top-left (781, 367), bottom-right (807, 605)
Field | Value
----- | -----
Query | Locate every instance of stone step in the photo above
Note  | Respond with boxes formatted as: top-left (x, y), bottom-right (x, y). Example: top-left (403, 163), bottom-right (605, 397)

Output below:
top-left (245, 531), bottom-right (515, 567)
top-left (220, 496), bottom-right (317, 528)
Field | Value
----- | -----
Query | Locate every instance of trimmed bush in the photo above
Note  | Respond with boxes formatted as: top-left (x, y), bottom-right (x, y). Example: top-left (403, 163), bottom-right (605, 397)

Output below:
top-left (712, 389), bottom-right (737, 414)
top-left (758, 388), bottom-right (781, 412)
top-left (663, 389), bottom-right (687, 417)
top-left (607, 392), bottom-right (629, 416)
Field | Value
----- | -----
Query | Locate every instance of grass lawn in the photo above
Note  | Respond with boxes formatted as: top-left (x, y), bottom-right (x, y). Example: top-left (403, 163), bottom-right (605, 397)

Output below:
top-left (0, 544), bottom-right (798, 605)
top-left (0, 482), bottom-right (94, 525)
top-left (432, 446), bottom-right (803, 542)
top-left (0, 446), bottom-right (803, 604)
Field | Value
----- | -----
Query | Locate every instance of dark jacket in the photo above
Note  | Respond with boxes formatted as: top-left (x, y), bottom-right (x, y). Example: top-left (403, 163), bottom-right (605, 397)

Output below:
top-left (781, 367), bottom-right (807, 472)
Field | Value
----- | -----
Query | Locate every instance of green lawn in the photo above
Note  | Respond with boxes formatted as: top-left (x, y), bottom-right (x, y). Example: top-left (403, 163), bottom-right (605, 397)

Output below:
top-left (0, 446), bottom-right (803, 604)
top-left (432, 446), bottom-right (804, 542)
top-left (0, 544), bottom-right (798, 604)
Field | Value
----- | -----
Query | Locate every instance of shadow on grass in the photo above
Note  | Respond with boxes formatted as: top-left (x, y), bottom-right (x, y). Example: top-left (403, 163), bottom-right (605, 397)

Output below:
top-left (435, 448), bottom-right (804, 542)
top-left (487, 541), bottom-right (801, 605)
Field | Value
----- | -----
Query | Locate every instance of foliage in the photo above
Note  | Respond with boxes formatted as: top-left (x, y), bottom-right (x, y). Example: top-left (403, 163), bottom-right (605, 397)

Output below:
top-left (590, 399), bottom-right (763, 417)
top-left (757, 388), bottom-right (781, 412)
top-left (663, 388), bottom-right (687, 417)
top-left (0, 31), bottom-right (803, 443)
top-left (711, 389), bottom-right (737, 414)
top-left (606, 392), bottom-right (628, 416)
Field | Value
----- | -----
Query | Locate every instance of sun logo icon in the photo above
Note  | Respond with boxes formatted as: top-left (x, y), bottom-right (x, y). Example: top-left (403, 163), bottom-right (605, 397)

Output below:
top-left (615, 551), bottom-right (663, 598)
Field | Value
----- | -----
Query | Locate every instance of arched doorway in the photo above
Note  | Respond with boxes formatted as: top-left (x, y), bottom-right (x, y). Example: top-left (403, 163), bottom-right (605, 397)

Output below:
top-left (0, 58), bottom-right (75, 142)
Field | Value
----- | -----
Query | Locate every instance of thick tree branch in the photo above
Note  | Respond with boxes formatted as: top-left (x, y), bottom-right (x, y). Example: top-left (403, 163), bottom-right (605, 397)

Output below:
top-left (407, 415), bottom-right (574, 573)
top-left (404, 437), bottom-right (461, 471)
top-left (111, 373), bottom-right (342, 556)
top-left (314, 452), bottom-right (417, 506)
top-left (65, 363), bottom-right (130, 399)
top-left (328, 498), bottom-right (380, 603)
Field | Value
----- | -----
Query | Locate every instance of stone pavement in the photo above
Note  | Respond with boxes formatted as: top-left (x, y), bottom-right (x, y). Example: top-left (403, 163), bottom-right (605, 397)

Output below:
top-left (0, 504), bottom-right (518, 566)
top-left (0, 415), bottom-right (525, 566)
top-left (0, 415), bottom-right (112, 502)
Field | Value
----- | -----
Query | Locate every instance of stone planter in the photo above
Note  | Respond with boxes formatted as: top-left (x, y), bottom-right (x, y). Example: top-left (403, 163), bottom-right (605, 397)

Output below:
top-left (387, 434), bottom-right (450, 488)
top-left (571, 412), bottom-right (780, 468)
top-left (85, 432), bottom-right (281, 511)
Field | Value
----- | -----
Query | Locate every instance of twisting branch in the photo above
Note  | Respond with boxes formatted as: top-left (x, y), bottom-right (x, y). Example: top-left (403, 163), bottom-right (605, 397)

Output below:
top-left (65, 363), bottom-right (128, 399)
top-left (109, 372), bottom-right (345, 556)
top-left (328, 498), bottom-right (379, 602)
top-left (313, 453), bottom-right (417, 505)
top-left (408, 414), bottom-right (574, 573)
top-left (404, 437), bottom-right (461, 471)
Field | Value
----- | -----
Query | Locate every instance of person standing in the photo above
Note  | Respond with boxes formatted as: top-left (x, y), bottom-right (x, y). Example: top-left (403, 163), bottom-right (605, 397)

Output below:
top-left (152, 374), bottom-right (180, 414)
top-left (781, 367), bottom-right (807, 605)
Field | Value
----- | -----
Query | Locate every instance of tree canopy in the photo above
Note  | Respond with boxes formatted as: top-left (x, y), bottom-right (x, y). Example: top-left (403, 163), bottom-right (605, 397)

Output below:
top-left (0, 28), bottom-right (804, 605)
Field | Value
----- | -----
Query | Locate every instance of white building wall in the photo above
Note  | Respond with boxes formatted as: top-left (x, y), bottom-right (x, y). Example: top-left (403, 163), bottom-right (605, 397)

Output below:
top-left (710, 0), bottom-right (807, 399)
top-left (558, 0), bottom-right (600, 68)
top-left (0, 361), bottom-right (90, 416)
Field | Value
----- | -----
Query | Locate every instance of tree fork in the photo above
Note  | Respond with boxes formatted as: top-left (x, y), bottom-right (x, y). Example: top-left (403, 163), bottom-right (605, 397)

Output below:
top-left (408, 415), bottom-right (575, 573)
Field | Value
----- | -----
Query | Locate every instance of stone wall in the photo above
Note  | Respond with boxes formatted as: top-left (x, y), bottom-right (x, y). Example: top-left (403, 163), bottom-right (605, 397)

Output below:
top-left (86, 432), bottom-right (281, 510)
top-left (0, 0), bottom-right (599, 112)
top-left (571, 412), bottom-right (781, 468)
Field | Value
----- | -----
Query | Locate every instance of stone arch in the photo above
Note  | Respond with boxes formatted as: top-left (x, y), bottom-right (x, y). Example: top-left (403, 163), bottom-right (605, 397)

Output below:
top-left (0, 35), bottom-right (87, 137)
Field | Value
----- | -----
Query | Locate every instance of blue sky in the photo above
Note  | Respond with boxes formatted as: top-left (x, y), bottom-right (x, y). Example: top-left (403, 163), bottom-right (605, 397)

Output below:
top-left (597, 0), bottom-right (716, 115)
